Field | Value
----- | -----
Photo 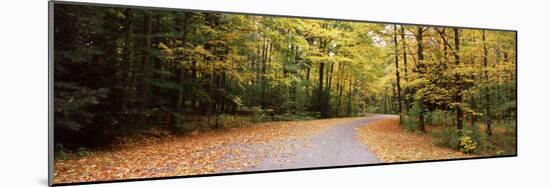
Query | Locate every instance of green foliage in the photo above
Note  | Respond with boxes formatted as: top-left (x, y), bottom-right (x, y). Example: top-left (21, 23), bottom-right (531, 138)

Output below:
top-left (404, 116), bottom-right (416, 132)
top-left (429, 110), bottom-right (454, 127)
top-left (432, 126), bottom-right (483, 154)
top-left (272, 113), bottom-right (315, 121)
top-left (432, 127), bottom-right (460, 149)
top-left (403, 101), bottom-right (424, 132)
top-left (77, 147), bottom-right (93, 157)
top-left (54, 143), bottom-right (68, 160)
top-left (172, 113), bottom-right (197, 133)
top-left (459, 136), bottom-right (477, 154)
top-left (173, 121), bottom-right (197, 133)
top-left (54, 83), bottom-right (110, 132)
top-left (217, 114), bottom-right (251, 128)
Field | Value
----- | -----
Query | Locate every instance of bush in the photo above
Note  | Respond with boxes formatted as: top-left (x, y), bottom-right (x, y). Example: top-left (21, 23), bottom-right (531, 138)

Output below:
top-left (404, 102), bottom-right (424, 132)
top-left (432, 127), bottom-right (460, 149)
top-left (76, 147), bottom-right (93, 157)
top-left (503, 126), bottom-right (517, 154)
top-left (432, 126), bottom-right (483, 154)
top-left (218, 114), bottom-right (234, 128)
top-left (218, 114), bottom-right (250, 128)
top-left (459, 136), bottom-right (477, 153)
top-left (54, 143), bottom-right (68, 160)
top-left (249, 108), bottom-right (276, 122)
top-left (172, 113), bottom-right (197, 133)
top-left (430, 110), bottom-right (454, 127)
top-left (404, 115), bottom-right (417, 132)
top-left (272, 112), bottom-right (315, 121)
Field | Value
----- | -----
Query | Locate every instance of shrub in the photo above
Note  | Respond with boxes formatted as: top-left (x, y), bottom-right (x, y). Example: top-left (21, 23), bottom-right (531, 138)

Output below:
top-left (432, 127), bottom-right (460, 149)
top-left (218, 114), bottom-right (234, 128)
top-left (430, 110), bottom-right (454, 127)
top-left (459, 136), bottom-right (477, 153)
top-left (404, 102), bottom-right (424, 132)
top-left (76, 147), bottom-right (93, 157)
top-left (54, 143), bottom-right (68, 160)
top-left (250, 108), bottom-right (276, 122)
top-left (404, 116), bottom-right (417, 132)
top-left (174, 122), bottom-right (196, 133)
top-left (432, 126), bottom-right (484, 154)
top-left (172, 113), bottom-right (197, 133)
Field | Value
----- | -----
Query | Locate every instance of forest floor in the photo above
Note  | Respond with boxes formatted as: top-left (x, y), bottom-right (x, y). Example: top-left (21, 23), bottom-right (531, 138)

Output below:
top-left (355, 117), bottom-right (474, 162)
top-left (54, 116), bottom-right (385, 184)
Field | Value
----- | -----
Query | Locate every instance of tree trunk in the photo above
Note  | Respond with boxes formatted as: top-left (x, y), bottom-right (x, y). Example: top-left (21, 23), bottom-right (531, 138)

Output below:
top-left (122, 9), bottom-right (134, 110)
top-left (140, 11), bottom-right (153, 125)
top-left (318, 62), bottom-right (325, 117)
top-left (482, 30), bottom-right (493, 135)
top-left (394, 25), bottom-right (403, 123)
top-left (336, 62), bottom-right (345, 116)
top-left (400, 25), bottom-right (410, 119)
top-left (416, 27), bottom-right (426, 133)
top-left (384, 87), bottom-right (388, 114)
top-left (401, 26), bottom-right (408, 82)
top-left (177, 13), bottom-right (191, 110)
top-left (347, 76), bottom-right (353, 116)
top-left (418, 103), bottom-right (426, 132)
top-left (454, 28), bottom-right (463, 130)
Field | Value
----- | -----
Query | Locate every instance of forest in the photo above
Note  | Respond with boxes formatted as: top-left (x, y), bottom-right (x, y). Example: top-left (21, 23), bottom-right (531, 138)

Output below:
top-left (53, 3), bottom-right (516, 168)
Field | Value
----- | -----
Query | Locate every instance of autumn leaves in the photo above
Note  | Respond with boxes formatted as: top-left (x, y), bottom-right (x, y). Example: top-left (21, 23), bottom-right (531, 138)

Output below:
top-left (53, 118), bottom-right (359, 183)
top-left (356, 117), bottom-right (472, 162)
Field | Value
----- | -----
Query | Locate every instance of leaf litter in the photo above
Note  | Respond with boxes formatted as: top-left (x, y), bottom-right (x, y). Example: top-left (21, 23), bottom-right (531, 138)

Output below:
top-left (355, 117), bottom-right (473, 163)
top-left (54, 117), bottom-right (362, 184)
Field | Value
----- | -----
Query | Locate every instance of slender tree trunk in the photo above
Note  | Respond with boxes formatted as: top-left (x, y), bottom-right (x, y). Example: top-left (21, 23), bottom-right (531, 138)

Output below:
top-left (255, 39), bottom-right (262, 89)
top-left (400, 25), bottom-right (410, 120)
top-left (336, 62), bottom-right (345, 116)
top-left (305, 65), bottom-right (311, 103)
top-left (394, 25), bottom-right (403, 123)
top-left (401, 26), bottom-right (408, 82)
top-left (318, 62), bottom-right (325, 117)
top-left (391, 84), bottom-right (396, 113)
top-left (325, 60), bottom-right (335, 117)
top-left (327, 61), bottom-right (334, 91)
top-left (266, 41), bottom-right (273, 108)
top-left (454, 28), bottom-right (463, 130)
top-left (384, 87), bottom-right (388, 114)
top-left (122, 9), bottom-right (134, 110)
top-left (418, 103), bottom-right (425, 131)
top-left (140, 11), bottom-right (153, 125)
top-left (177, 13), bottom-right (191, 110)
top-left (482, 30), bottom-right (493, 135)
top-left (416, 27), bottom-right (426, 133)
top-left (260, 38), bottom-right (269, 109)
top-left (347, 76), bottom-right (353, 116)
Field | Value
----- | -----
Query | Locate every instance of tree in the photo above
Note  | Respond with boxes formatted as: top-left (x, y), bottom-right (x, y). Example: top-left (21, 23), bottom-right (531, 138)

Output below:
top-left (453, 28), bottom-right (463, 130)
top-left (482, 30), bottom-right (493, 135)
top-left (393, 24), bottom-right (403, 123)
top-left (414, 26), bottom-right (427, 133)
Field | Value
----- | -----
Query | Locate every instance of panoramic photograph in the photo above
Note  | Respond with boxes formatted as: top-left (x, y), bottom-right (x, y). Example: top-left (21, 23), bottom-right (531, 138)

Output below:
top-left (52, 3), bottom-right (517, 184)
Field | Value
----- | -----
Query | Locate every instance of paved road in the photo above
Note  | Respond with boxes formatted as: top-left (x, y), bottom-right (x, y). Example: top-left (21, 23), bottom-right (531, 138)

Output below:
top-left (221, 115), bottom-right (393, 173)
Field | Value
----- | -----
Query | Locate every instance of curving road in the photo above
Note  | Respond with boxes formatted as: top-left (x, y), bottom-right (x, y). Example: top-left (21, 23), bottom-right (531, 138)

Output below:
top-left (221, 115), bottom-right (394, 173)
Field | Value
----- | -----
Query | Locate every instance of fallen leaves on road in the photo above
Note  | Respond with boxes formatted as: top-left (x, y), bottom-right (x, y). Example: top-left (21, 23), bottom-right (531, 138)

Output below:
top-left (54, 117), bottom-right (362, 184)
top-left (355, 117), bottom-right (473, 163)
